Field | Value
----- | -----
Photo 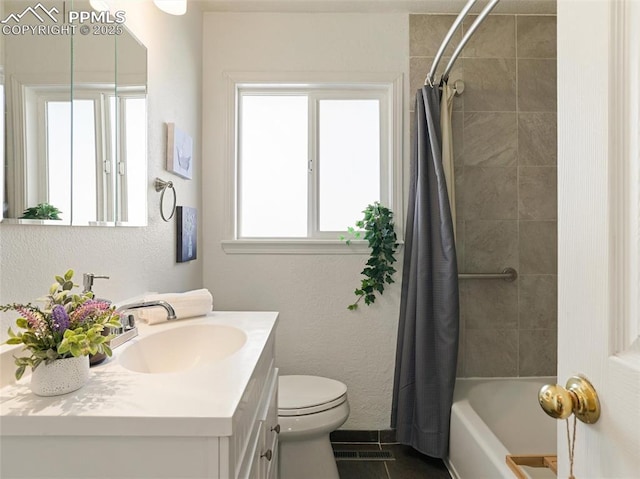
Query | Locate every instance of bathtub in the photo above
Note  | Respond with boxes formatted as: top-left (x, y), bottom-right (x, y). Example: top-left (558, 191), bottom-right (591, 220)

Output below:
top-left (445, 377), bottom-right (557, 479)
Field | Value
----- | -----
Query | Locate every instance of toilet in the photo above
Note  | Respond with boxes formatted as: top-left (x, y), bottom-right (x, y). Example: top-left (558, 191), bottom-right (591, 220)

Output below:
top-left (278, 375), bottom-right (349, 479)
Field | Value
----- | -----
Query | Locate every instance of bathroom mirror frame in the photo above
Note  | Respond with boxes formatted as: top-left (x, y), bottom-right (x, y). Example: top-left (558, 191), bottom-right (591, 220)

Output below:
top-left (0, 0), bottom-right (148, 227)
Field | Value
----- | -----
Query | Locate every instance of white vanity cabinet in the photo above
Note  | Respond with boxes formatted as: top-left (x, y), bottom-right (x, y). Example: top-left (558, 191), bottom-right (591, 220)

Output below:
top-left (222, 335), bottom-right (280, 479)
top-left (0, 312), bottom-right (279, 479)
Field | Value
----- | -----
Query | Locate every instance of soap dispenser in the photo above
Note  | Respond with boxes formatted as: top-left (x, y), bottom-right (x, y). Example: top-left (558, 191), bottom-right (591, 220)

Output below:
top-left (83, 273), bottom-right (110, 295)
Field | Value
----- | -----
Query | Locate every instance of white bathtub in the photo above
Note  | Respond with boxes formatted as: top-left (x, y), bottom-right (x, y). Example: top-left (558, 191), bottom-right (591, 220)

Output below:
top-left (445, 377), bottom-right (557, 479)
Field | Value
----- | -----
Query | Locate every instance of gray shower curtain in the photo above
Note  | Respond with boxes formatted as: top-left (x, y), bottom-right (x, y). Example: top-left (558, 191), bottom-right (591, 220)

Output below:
top-left (391, 85), bottom-right (459, 459)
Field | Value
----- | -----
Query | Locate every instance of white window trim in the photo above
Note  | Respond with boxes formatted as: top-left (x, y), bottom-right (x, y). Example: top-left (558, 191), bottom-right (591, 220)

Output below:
top-left (222, 71), bottom-right (404, 255)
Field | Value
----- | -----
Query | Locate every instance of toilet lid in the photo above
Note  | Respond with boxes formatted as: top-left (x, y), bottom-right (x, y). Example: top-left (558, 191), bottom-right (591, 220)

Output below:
top-left (278, 375), bottom-right (347, 416)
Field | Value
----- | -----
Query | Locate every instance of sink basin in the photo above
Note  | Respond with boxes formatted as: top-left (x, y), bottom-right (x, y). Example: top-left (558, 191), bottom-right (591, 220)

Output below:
top-left (118, 324), bottom-right (247, 374)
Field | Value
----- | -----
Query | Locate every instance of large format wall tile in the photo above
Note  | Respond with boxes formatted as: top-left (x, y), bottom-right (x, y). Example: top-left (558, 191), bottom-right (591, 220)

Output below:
top-left (518, 112), bottom-right (557, 166)
top-left (461, 280), bottom-right (518, 329)
top-left (463, 167), bottom-right (518, 220)
top-left (519, 167), bottom-right (557, 220)
top-left (410, 14), bottom-right (557, 378)
top-left (464, 58), bottom-right (517, 111)
top-left (518, 59), bottom-right (557, 112)
top-left (517, 16), bottom-right (557, 59)
top-left (410, 14), bottom-right (460, 57)
top-left (465, 329), bottom-right (518, 377)
top-left (519, 275), bottom-right (557, 329)
top-left (462, 15), bottom-right (516, 58)
top-left (465, 220), bottom-right (518, 272)
top-left (519, 221), bottom-right (557, 274)
top-left (519, 329), bottom-right (557, 376)
top-left (463, 112), bottom-right (517, 166)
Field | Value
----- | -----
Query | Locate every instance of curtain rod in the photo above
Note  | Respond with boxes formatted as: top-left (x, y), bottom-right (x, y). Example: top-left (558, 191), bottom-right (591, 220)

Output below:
top-left (424, 0), bottom-right (501, 86)
top-left (425, 0), bottom-right (478, 86)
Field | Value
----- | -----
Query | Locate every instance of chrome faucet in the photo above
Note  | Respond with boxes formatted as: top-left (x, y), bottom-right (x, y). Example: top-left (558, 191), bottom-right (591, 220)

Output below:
top-left (109, 300), bottom-right (177, 350)
top-left (115, 300), bottom-right (177, 321)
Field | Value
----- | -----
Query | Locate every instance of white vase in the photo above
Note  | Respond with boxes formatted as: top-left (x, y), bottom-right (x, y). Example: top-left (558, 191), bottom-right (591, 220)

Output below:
top-left (30, 355), bottom-right (90, 397)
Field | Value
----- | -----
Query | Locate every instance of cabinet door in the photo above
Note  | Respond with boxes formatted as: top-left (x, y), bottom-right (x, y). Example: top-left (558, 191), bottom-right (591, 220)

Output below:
top-left (260, 369), bottom-right (279, 479)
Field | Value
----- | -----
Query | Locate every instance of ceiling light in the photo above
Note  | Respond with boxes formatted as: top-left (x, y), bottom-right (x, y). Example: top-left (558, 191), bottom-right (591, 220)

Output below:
top-left (89, 0), bottom-right (110, 11)
top-left (153, 0), bottom-right (187, 15)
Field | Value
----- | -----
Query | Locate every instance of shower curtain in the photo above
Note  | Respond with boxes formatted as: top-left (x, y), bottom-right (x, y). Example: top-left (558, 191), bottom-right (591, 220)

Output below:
top-left (390, 84), bottom-right (459, 459)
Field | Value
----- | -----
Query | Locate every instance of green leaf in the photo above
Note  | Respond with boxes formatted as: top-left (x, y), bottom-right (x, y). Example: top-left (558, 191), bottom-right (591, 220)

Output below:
top-left (64, 269), bottom-right (74, 281)
top-left (345, 202), bottom-right (398, 311)
top-left (5, 337), bottom-right (22, 345)
top-left (62, 281), bottom-right (74, 291)
top-left (15, 365), bottom-right (26, 381)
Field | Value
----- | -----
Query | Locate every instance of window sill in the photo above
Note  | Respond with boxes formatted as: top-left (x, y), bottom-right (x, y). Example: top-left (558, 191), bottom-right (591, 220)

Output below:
top-left (221, 239), bottom-right (379, 255)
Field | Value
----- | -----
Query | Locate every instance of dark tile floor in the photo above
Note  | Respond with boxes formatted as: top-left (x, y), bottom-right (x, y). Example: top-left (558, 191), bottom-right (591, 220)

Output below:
top-left (331, 443), bottom-right (452, 479)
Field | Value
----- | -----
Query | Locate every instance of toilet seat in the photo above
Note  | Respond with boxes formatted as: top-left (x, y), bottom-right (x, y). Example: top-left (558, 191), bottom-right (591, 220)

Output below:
top-left (278, 375), bottom-right (348, 417)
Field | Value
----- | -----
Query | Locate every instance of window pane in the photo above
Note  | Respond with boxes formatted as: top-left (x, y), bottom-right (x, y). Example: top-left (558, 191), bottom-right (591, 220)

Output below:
top-left (239, 95), bottom-right (308, 237)
top-left (318, 99), bottom-right (380, 231)
top-left (72, 100), bottom-right (98, 224)
top-left (122, 97), bottom-right (146, 224)
top-left (47, 101), bottom-right (72, 221)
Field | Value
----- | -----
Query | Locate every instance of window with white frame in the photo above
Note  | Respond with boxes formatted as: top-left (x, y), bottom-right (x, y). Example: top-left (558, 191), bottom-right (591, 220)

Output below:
top-left (232, 78), bottom-right (401, 246)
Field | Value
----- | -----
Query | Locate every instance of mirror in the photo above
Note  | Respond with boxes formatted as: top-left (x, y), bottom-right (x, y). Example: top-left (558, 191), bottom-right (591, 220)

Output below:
top-left (1, 0), bottom-right (147, 226)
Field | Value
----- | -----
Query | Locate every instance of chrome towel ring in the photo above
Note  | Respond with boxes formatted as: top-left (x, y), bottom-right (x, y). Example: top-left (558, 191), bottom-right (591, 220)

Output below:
top-left (154, 177), bottom-right (177, 222)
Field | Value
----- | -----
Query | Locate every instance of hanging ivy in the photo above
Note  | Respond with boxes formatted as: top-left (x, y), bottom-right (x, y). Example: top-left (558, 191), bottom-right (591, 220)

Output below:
top-left (342, 202), bottom-right (399, 310)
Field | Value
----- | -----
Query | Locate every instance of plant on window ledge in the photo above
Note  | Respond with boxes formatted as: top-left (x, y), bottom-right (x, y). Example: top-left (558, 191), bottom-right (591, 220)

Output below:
top-left (20, 202), bottom-right (62, 220)
top-left (342, 202), bottom-right (399, 310)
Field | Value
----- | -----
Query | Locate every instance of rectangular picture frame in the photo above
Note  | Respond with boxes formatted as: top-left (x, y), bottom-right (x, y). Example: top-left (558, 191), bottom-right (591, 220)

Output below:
top-left (176, 206), bottom-right (197, 262)
top-left (166, 123), bottom-right (193, 179)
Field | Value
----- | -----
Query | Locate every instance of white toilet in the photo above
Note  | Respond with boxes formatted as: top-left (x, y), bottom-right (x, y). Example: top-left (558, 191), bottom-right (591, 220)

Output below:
top-left (278, 375), bottom-right (349, 479)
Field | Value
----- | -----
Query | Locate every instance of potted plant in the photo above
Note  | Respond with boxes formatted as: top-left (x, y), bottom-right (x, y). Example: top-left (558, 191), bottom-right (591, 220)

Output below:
top-left (1, 270), bottom-right (121, 396)
top-left (20, 202), bottom-right (63, 220)
top-left (342, 202), bottom-right (399, 310)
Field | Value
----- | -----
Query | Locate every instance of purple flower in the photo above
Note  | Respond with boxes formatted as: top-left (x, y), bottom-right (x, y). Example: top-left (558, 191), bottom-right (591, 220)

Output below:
top-left (70, 300), bottom-right (111, 324)
top-left (16, 306), bottom-right (47, 333)
top-left (51, 305), bottom-right (70, 333)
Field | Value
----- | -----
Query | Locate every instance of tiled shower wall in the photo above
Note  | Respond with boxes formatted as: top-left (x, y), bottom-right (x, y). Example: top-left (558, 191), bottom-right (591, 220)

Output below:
top-left (409, 14), bottom-right (557, 377)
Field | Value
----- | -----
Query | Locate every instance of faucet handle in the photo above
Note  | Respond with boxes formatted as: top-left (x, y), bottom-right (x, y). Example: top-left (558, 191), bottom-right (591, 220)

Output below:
top-left (83, 273), bottom-right (110, 293)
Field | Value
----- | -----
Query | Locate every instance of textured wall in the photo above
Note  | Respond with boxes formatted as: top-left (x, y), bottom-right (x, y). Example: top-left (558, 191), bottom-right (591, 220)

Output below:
top-left (202, 12), bottom-right (409, 430)
top-left (0, 2), bottom-right (203, 340)
top-left (409, 14), bottom-right (558, 377)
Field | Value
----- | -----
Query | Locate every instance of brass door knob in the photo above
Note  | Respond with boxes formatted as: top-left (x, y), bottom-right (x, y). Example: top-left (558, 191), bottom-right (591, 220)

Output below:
top-left (538, 375), bottom-right (600, 424)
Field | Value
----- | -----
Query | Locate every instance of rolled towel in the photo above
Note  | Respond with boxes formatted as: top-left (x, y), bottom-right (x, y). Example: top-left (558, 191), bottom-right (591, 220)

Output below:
top-left (137, 289), bottom-right (213, 325)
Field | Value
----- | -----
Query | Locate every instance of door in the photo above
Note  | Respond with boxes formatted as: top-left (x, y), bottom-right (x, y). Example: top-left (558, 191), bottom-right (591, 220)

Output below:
top-left (557, 0), bottom-right (640, 477)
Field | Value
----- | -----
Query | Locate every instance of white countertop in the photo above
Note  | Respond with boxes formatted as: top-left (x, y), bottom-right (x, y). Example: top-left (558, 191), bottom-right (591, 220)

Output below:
top-left (0, 311), bottom-right (278, 438)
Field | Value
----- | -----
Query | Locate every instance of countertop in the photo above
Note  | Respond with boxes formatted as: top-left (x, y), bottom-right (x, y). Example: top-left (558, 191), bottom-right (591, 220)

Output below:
top-left (0, 311), bottom-right (278, 438)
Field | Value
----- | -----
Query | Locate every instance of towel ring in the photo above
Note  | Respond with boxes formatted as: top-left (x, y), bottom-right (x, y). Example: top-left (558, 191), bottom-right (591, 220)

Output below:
top-left (154, 178), bottom-right (177, 222)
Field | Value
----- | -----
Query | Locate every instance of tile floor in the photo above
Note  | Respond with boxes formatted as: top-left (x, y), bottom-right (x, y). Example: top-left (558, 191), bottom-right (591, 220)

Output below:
top-left (331, 443), bottom-right (452, 479)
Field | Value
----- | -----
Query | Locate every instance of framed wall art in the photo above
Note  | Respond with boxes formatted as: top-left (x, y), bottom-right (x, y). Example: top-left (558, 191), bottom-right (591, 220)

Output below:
top-left (176, 206), bottom-right (197, 262)
top-left (166, 123), bottom-right (193, 179)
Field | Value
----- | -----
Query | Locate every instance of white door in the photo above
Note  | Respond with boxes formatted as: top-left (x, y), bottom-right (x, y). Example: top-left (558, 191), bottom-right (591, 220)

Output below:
top-left (558, 0), bottom-right (640, 477)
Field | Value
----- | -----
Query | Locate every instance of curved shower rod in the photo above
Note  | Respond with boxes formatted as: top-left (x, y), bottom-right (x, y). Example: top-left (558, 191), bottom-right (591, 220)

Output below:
top-left (424, 0), bottom-right (501, 86)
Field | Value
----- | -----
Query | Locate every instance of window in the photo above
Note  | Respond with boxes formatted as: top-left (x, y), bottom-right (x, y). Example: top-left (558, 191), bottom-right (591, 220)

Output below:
top-left (13, 85), bottom-right (145, 225)
top-left (227, 75), bottom-right (402, 252)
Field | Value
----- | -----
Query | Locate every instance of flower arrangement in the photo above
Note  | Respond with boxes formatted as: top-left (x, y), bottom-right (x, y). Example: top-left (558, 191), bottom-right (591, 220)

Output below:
top-left (1, 270), bottom-right (121, 380)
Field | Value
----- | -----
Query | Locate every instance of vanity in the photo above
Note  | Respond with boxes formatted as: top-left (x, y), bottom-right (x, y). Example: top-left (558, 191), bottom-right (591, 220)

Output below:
top-left (0, 311), bottom-right (279, 479)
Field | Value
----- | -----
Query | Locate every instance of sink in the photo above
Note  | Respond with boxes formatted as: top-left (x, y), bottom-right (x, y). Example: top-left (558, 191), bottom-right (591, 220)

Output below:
top-left (118, 324), bottom-right (247, 374)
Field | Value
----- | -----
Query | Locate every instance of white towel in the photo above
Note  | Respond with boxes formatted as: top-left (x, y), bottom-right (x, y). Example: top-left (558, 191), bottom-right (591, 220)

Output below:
top-left (137, 289), bottom-right (213, 325)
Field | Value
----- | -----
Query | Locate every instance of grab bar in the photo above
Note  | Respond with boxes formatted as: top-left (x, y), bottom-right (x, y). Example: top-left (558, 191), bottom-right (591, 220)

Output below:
top-left (458, 267), bottom-right (517, 282)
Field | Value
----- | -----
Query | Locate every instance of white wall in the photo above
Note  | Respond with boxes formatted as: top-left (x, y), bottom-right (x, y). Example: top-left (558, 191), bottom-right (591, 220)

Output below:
top-left (0, 1), bottom-right (203, 338)
top-left (202, 12), bottom-right (409, 429)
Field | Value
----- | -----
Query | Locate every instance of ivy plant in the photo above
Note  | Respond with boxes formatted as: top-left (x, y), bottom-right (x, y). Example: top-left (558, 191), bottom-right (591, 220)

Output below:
top-left (342, 202), bottom-right (399, 310)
